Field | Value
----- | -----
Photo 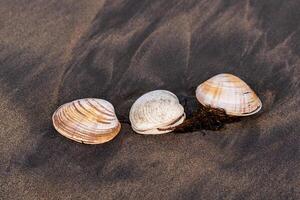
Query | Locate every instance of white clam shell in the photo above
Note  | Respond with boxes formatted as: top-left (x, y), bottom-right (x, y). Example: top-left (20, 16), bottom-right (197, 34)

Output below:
top-left (196, 73), bottom-right (262, 116)
top-left (129, 90), bottom-right (186, 134)
top-left (52, 98), bottom-right (121, 144)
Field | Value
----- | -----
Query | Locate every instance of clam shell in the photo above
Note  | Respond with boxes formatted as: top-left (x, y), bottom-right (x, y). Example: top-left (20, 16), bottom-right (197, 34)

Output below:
top-left (129, 90), bottom-right (186, 134)
top-left (52, 98), bottom-right (121, 144)
top-left (196, 73), bottom-right (262, 116)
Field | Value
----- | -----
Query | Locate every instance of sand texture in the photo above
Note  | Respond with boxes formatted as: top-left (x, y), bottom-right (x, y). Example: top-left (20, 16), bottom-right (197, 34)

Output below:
top-left (0, 0), bottom-right (299, 199)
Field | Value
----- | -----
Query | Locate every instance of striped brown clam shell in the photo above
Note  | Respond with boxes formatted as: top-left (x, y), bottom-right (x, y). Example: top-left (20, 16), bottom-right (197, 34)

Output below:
top-left (52, 98), bottom-right (121, 144)
top-left (196, 73), bottom-right (262, 116)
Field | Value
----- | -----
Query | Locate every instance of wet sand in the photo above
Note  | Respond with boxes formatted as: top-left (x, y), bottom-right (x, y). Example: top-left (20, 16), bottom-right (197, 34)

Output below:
top-left (0, 0), bottom-right (300, 199)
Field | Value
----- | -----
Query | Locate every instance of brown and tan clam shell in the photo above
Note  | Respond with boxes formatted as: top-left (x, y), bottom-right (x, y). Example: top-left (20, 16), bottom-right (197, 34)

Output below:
top-left (52, 98), bottom-right (121, 144)
top-left (196, 73), bottom-right (262, 116)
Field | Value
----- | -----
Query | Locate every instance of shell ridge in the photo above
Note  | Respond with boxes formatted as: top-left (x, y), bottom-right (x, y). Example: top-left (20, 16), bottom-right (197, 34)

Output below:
top-left (55, 109), bottom-right (110, 136)
top-left (86, 99), bottom-right (115, 119)
top-left (68, 103), bottom-right (113, 127)
top-left (91, 99), bottom-right (115, 116)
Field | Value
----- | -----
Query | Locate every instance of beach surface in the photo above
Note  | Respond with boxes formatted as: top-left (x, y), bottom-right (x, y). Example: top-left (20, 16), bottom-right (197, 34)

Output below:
top-left (0, 0), bottom-right (299, 199)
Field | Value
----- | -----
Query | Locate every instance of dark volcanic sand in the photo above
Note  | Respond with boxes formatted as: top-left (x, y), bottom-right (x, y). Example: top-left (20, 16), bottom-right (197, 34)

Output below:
top-left (1, 0), bottom-right (300, 199)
